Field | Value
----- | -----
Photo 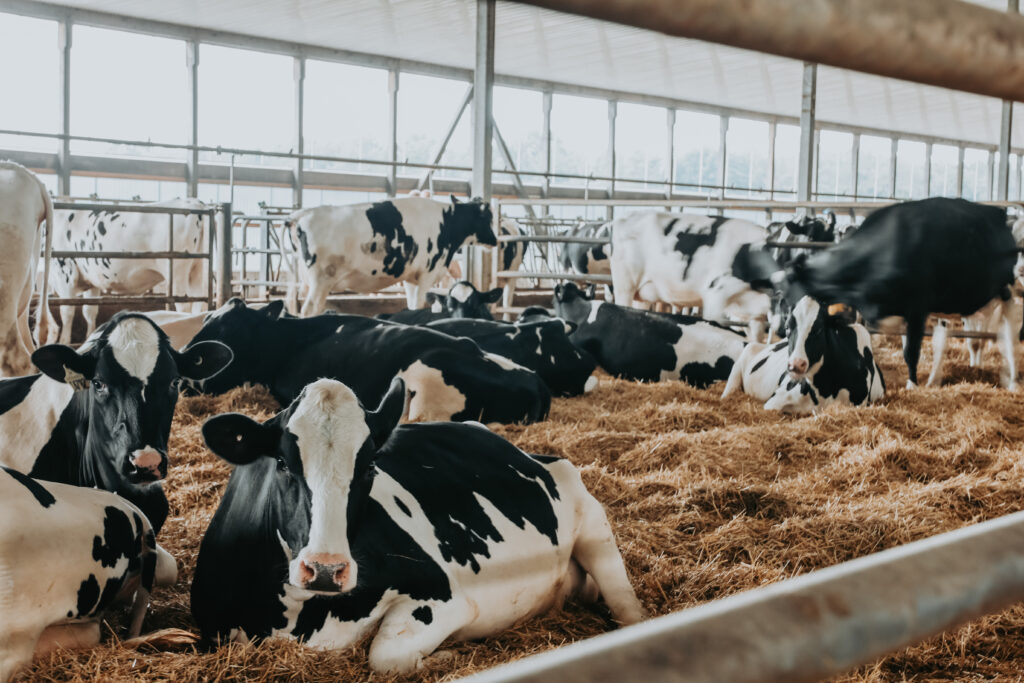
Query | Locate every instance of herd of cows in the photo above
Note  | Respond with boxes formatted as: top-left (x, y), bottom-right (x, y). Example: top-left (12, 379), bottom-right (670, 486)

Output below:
top-left (1, 157), bottom-right (1023, 680)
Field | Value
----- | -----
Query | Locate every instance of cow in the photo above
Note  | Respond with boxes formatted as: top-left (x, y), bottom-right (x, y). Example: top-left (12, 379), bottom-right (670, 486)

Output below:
top-left (0, 312), bottom-right (233, 534)
top-left (926, 289), bottom-right (1022, 389)
top-left (142, 310), bottom-right (207, 350)
top-left (191, 377), bottom-right (645, 671)
top-left (517, 305), bottom-right (557, 324)
top-left (283, 195), bottom-right (497, 317)
top-left (608, 212), bottom-right (770, 339)
top-left (765, 212), bottom-right (840, 339)
top-left (734, 198), bottom-right (1018, 388)
top-left (0, 467), bottom-right (177, 683)
top-left (426, 317), bottom-right (599, 396)
top-left (721, 297), bottom-right (885, 413)
top-left (0, 161), bottom-right (53, 376)
top-left (47, 198), bottom-right (210, 345)
top-left (561, 220), bottom-right (612, 278)
top-left (378, 280), bottom-right (503, 325)
top-left (552, 282), bottom-right (746, 386)
top-left (497, 217), bottom-right (526, 315)
top-left (184, 299), bottom-right (550, 424)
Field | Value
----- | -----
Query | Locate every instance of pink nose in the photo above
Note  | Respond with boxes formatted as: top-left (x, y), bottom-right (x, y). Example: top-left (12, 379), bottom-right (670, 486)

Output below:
top-left (130, 448), bottom-right (163, 474)
top-left (790, 358), bottom-right (809, 374)
top-left (298, 553), bottom-right (351, 591)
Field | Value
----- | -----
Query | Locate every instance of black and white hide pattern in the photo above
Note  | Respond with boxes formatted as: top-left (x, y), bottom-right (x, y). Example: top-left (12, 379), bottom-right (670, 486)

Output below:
top-left (764, 212), bottom-right (839, 339)
top-left (378, 281), bottom-right (503, 325)
top-left (0, 312), bottom-right (233, 534)
top-left (553, 282), bottom-right (746, 386)
top-left (284, 195), bottom-right (497, 316)
top-left (0, 468), bottom-right (176, 683)
top-left (721, 297), bottom-right (885, 414)
top-left (185, 299), bottom-right (550, 424)
top-left (191, 378), bottom-right (645, 673)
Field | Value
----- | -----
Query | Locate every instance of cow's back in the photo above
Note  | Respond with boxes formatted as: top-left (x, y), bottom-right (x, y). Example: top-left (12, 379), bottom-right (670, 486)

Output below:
top-left (0, 163), bottom-right (45, 274)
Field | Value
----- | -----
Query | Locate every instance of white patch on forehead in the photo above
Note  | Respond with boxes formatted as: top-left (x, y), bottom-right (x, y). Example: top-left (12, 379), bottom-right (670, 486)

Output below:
top-left (790, 296), bottom-right (820, 361)
top-left (449, 282), bottom-right (474, 303)
top-left (107, 318), bottom-right (161, 383)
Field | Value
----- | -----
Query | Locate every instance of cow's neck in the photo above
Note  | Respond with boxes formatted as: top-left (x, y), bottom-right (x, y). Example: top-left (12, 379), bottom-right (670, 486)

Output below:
top-left (0, 375), bottom-right (75, 476)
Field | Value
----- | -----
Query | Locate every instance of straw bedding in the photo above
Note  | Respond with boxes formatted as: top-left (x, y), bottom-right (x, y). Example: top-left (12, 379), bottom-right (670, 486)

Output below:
top-left (16, 334), bottom-right (1024, 682)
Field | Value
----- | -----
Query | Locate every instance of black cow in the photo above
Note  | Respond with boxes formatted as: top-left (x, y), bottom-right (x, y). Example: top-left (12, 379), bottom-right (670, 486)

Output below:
top-left (426, 317), bottom-right (598, 396)
top-left (192, 378), bottom-right (644, 672)
top-left (0, 312), bottom-right (232, 534)
top-left (186, 299), bottom-right (550, 424)
top-left (553, 283), bottom-right (746, 386)
top-left (378, 280), bottom-right (502, 325)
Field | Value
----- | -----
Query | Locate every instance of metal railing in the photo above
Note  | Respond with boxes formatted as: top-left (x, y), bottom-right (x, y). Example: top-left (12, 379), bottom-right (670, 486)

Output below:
top-left (230, 213), bottom-right (290, 301)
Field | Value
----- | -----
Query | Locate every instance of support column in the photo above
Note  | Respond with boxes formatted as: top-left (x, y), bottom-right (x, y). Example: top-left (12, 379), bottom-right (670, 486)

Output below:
top-left (851, 133), bottom-right (860, 200)
top-left (387, 69), bottom-right (400, 197)
top-left (542, 91), bottom-right (553, 212)
top-left (888, 138), bottom-right (899, 198)
top-left (988, 148), bottom-right (997, 200)
top-left (417, 85), bottom-right (472, 191)
top-left (186, 41), bottom-right (199, 199)
top-left (666, 108), bottom-right (676, 201)
top-left (470, 0), bottom-right (496, 287)
top-left (796, 62), bottom-right (817, 203)
top-left (718, 115), bottom-right (729, 201)
top-left (57, 18), bottom-right (72, 197)
top-left (957, 145), bottom-right (965, 196)
top-left (998, 0), bottom-right (1019, 201)
top-left (924, 142), bottom-right (933, 197)
top-left (293, 56), bottom-right (305, 208)
top-left (607, 100), bottom-right (617, 218)
top-left (767, 120), bottom-right (777, 200)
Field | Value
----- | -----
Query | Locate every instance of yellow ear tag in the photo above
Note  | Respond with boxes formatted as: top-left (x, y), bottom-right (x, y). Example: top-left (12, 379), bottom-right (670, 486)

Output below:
top-left (828, 303), bottom-right (848, 316)
top-left (63, 366), bottom-right (90, 392)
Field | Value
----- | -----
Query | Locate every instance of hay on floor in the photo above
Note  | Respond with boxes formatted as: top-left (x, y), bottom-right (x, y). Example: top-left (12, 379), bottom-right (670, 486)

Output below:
top-left (15, 335), bottom-right (1024, 682)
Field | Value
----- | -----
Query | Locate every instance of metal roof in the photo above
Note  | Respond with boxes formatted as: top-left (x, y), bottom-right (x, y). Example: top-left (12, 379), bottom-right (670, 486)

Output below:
top-left (30, 0), bottom-right (1023, 148)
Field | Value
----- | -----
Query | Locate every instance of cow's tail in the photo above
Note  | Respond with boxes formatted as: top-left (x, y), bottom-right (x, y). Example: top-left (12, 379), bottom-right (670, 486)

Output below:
top-left (35, 178), bottom-right (54, 346)
top-left (281, 210), bottom-right (308, 315)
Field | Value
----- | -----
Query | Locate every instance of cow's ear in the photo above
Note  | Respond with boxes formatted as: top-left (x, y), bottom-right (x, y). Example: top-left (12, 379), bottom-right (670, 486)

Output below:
top-left (262, 300), bottom-right (286, 320)
top-left (482, 287), bottom-right (503, 304)
top-left (175, 340), bottom-right (233, 381)
top-left (553, 284), bottom-right (564, 301)
top-left (366, 377), bottom-right (406, 449)
top-left (450, 194), bottom-right (460, 204)
top-left (562, 320), bottom-right (578, 334)
top-left (32, 345), bottom-right (97, 384)
top-left (202, 412), bottom-right (280, 466)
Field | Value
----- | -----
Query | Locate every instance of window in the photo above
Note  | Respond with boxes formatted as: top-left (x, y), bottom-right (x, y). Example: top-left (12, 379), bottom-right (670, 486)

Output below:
top-left (772, 124), bottom-right (800, 199)
top-left (302, 188), bottom-right (386, 206)
top-left (493, 86), bottom-right (544, 185)
top-left (398, 73), bottom-right (472, 182)
top-left (725, 118), bottom-right (769, 198)
top-left (815, 130), bottom-right (854, 200)
top-left (304, 60), bottom-right (388, 174)
top-left (895, 140), bottom-right (927, 199)
top-left (929, 144), bottom-right (959, 197)
top-left (857, 135), bottom-right (892, 199)
top-left (198, 183), bottom-right (292, 215)
top-left (615, 103), bottom-right (668, 192)
top-left (550, 94), bottom-right (609, 189)
top-left (199, 45), bottom-right (294, 166)
top-left (961, 148), bottom-right (990, 201)
top-left (0, 13), bottom-right (59, 152)
top-left (674, 111), bottom-right (721, 195)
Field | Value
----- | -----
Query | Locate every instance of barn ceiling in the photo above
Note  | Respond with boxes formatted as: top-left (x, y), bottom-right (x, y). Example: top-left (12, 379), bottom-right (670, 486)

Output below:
top-left (27, 0), bottom-right (1023, 148)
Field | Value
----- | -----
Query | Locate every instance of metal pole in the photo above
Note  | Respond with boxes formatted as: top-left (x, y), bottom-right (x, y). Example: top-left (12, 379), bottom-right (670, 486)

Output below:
top-left (718, 115), bottom-right (729, 202)
top-left (493, 121), bottom-right (537, 219)
top-left (217, 202), bottom-right (233, 305)
top-left (465, 509), bottom-right (1024, 683)
top-left (294, 56), bottom-right (305, 208)
top-left (767, 120), bottom-right (777, 201)
top-left (417, 85), bottom-right (473, 191)
top-left (167, 213), bottom-right (175, 310)
top-left (957, 145), bottom-right (966, 196)
top-left (57, 17), bottom-right (71, 196)
top-left (796, 63), bottom-right (816, 202)
top-left (607, 100), bottom-right (617, 218)
top-left (186, 40), bottom-right (199, 198)
top-left (542, 91), bottom-right (553, 215)
top-left (470, 0), bottom-right (496, 289)
top-left (850, 133), bottom-right (860, 200)
top-left (888, 137), bottom-right (899, 198)
top-left (998, 0), bottom-right (1020, 200)
top-left (386, 69), bottom-right (400, 198)
top-left (666, 108), bottom-right (676, 202)
top-left (988, 148), bottom-right (997, 200)
top-left (924, 141), bottom-right (933, 196)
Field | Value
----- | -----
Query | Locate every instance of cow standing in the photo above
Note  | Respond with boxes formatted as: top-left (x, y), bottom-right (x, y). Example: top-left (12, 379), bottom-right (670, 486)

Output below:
top-left (553, 282), bottom-right (746, 386)
top-left (0, 161), bottom-right (53, 375)
top-left (47, 198), bottom-right (210, 345)
top-left (284, 195), bottom-right (497, 317)
top-left (0, 313), bottom-right (232, 534)
top-left (0, 468), bottom-right (176, 683)
top-left (497, 217), bottom-right (526, 314)
top-left (185, 299), bottom-right (550, 424)
top-left (722, 297), bottom-right (885, 413)
top-left (192, 378), bottom-right (645, 672)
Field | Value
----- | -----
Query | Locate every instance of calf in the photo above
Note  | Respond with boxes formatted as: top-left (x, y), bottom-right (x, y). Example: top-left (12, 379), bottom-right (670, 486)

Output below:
top-left (284, 195), bottom-right (497, 316)
top-left (0, 161), bottom-right (53, 375)
top-left (1, 467), bottom-right (176, 683)
top-left (192, 378), bottom-right (645, 671)
top-left (553, 282), bottom-right (746, 386)
top-left (185, 299), bottom-right (550, 424)
top-left (0, 313), bottom-right (232, 533)
top-left (722, 297), bottom-right (885, 414)
top-left (47, 198), bottom-right (210, 345)
top-left (426, 317), bottom-right (598, 396)
top-left (379, 280), bottom-right (502, 325)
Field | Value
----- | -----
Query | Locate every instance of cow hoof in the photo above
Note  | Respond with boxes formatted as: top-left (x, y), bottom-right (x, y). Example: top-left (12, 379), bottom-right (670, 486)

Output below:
top-left (584, 375), bottom-right (599, 393)
top-left (905, 380), bottom-right (917, 390)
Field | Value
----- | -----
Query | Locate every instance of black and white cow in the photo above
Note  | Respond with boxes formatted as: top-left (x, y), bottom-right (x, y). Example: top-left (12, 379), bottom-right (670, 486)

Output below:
top-left (426, 317), bottom-right (599, 396)
top-left (497, 217), bottom-right (526, 313)
top-left (517, 305), bottom-right (557, 324)
top-left (764, 212), bottom-right (840, 339)
top-left (561, 221), bottom-right (612, 278)
top-left (186, 299), bottom-right (550, 424)
top-left (378, 280), bottom-right (503, 325)
top-left (734, 198), bottom-right (1018, 388)
top-left (553, 282), bottom-right (746, 386)
top-left (191, 378), bottom-right (645, 671)
top-left (609, 212), bottom-right (770, 339)
top-left (47, 198), bottom-right (210, 345)
top-left (0, 312), bottom-right (233, 534)
top-left (722, 297), bottom-right (885, 413)
top-left (1, 467), bottom-right (176, 683)
top-left (284, 195), bottom-right (497, 316)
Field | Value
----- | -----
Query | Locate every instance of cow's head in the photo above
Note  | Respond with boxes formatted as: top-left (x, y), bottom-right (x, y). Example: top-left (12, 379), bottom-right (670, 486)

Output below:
top-left (446, 195), bottom-right (497, 247)
top-left (552, 282), bottom-right (596, 325)
top-left (518, 319), bottom-right (595, 396)
top-left (31, 312), bottom-right (232, 489)
top-left (784, 296), bottom-right (856, 380)
top-left (426, 281), bottom-right (501, 319)
top-left (785, 211), bottom-right (836, 243)
top-left (202, 377), bottom-right (406, 594)
top-left (516, 306), bottom-right (555, 325)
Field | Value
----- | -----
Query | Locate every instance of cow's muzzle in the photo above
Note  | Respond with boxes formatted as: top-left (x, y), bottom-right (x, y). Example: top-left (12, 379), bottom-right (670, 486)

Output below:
top-left (788, 357), bottom-right (809, 378)
top-left (126, 447), bottom-right (167, 484)
top-left (295, 553), bottom-right (352, 593)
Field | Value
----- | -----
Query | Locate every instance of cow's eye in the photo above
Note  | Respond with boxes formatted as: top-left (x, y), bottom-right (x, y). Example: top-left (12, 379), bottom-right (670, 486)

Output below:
top-left (93, 380), bottom-right (108, 395)
top-left (276, 456), bottom-right (289, 473)
top-left (170, 377), bottom-right (182, 393)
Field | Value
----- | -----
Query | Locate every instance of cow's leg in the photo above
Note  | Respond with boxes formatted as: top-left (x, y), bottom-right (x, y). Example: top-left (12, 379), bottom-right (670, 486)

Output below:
top-left (0, 629), bottom-right (40, 683)
top-left (746, 318), bottom-right (766, 343)
top-left (903, 313), bottom-right (926, 389)
top-left (996, 303), bottom-right (1020, 390)
top-left (571, 496), bottom-right (646, 626)
top-left (57, 302), bottom-right (76, 345)
top-left (403, 281), bottom-right (422, 310)
top-left (81, 289), bottom-right (100, 339)
top-left (299, 279), bottom-right (330, 317)
top-left (32, 621), bottom-right (100, 656)
top-left (502, 278), bottom-right (517, 321)
top-left (367, 599), bottom-right (470, 673)
top-left (925, 319), bottom-right (949, 388)
top-left (610, 260), bottom-right (638, 309)
top-left (722, 343), bottom-right (762, 399)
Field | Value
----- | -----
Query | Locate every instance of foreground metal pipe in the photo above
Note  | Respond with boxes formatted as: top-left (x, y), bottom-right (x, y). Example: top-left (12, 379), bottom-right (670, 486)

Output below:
top-left (510, 0), bottom-right (1024, 102)
top-left (465, 510), bottom-right (1024, 683)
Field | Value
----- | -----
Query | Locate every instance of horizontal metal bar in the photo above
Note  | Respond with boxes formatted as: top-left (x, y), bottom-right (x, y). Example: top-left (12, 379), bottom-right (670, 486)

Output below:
top-left (497, 270), bottom-right (613, 283)
top-left (764, 241), bottom-right (833, 249)
top-left (231, 247), bottom-right (280, 255)
top-left (46, 296), bottom-right (209, 306)
top-left (498, 235), bottom-right (610, 245)
top-left (466, 508), bottom-right (1024, 683)
top-left (50, 250), bottom-right (209, 259)
top-left (51, 201), bottom-right (215, 215)
top-left (232, 280), bottom-right (287, 288)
